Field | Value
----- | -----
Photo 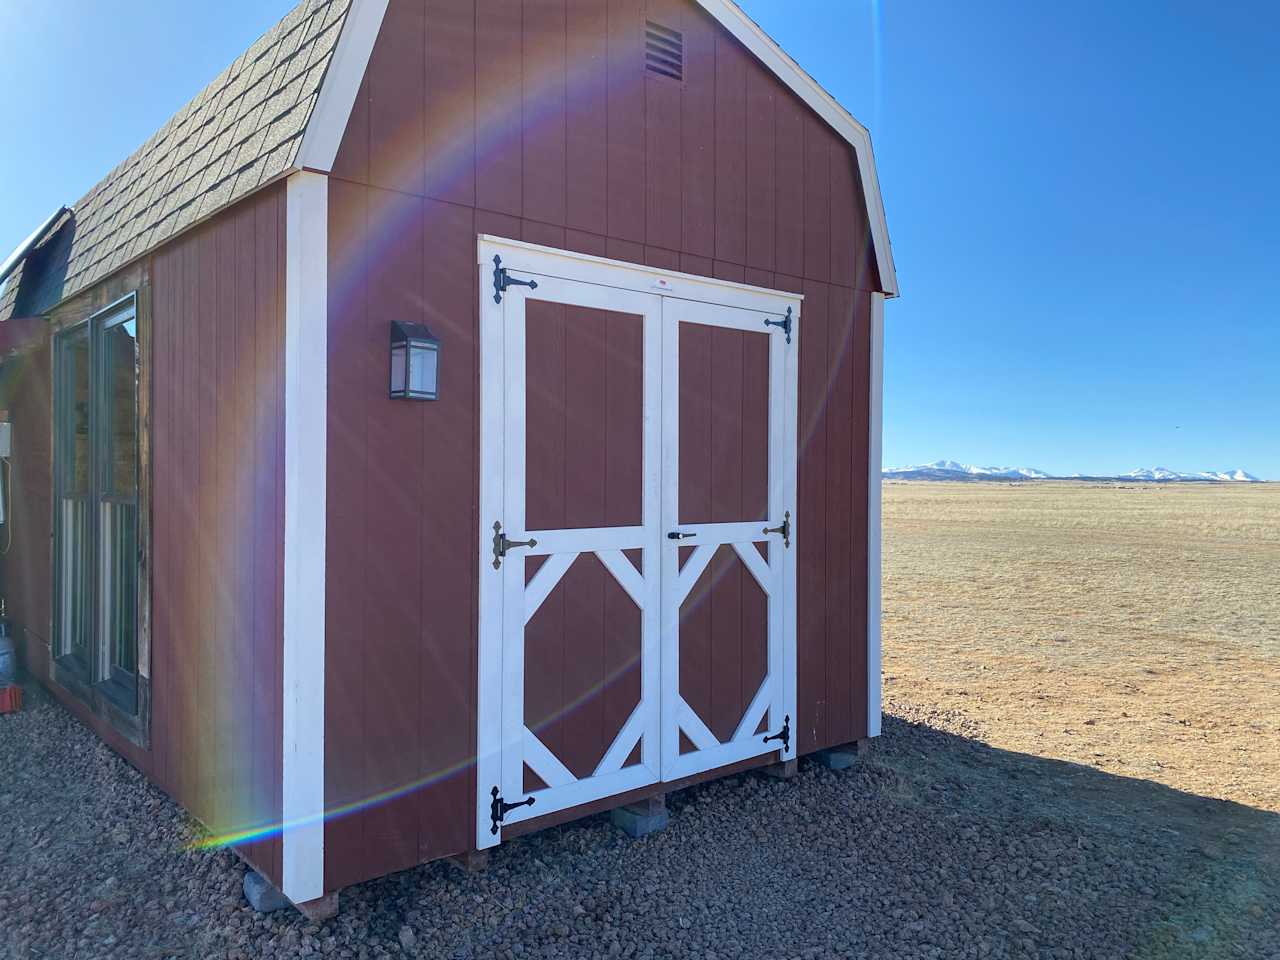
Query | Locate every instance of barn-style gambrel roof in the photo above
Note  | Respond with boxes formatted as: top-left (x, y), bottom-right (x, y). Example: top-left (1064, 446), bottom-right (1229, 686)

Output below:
top-left (0, 0), bottom-right (353, 322)
top-left (1, 0), bottom-right (895, 324)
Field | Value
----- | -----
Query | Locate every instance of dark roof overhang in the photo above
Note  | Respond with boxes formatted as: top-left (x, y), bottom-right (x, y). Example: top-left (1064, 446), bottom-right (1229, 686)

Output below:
top-left (0, 207), bottom-right (71, 287)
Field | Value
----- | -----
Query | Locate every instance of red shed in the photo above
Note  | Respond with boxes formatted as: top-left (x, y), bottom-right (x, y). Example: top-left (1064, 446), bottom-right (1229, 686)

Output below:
top-left (0, 0), bottom-right (896, 914)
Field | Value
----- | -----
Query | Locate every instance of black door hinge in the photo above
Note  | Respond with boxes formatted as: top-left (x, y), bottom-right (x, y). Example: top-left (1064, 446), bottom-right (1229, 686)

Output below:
top-left (762, 510), bottom-right (791, 549)
top-left (492, 521), bottom-right (538, 569)
top-left (764, 306), bottom-right (792, 344)
top-left (490, 785), bottom-right (535, 834)
top-left (493, 255), bottom-right (539, 304)
top-left (763, 715), bottom-right (791, 754)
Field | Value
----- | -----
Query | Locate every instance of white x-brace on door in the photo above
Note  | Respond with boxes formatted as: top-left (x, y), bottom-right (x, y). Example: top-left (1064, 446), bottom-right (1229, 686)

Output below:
top-left (477, 237), bottom-right (799, 849)
top-left (659, 297), bottom-right (798, 782)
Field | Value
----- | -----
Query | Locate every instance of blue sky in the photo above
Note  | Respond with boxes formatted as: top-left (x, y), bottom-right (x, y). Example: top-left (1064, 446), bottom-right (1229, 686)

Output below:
top-left (2, 1), bottom-right (1277, 478)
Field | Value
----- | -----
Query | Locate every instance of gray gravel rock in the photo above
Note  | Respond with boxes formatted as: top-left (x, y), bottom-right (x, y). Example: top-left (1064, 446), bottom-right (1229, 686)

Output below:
top-left (1, 686), bottom-right (1277, 959)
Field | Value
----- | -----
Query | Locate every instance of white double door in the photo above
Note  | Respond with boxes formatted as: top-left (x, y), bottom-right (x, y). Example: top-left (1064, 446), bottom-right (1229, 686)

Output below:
top-left (477, 240), bottom-right (798, 848)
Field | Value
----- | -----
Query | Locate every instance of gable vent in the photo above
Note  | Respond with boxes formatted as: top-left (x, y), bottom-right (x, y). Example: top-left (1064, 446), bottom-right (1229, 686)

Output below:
top-left (645, 21), bottom-right (684, 81)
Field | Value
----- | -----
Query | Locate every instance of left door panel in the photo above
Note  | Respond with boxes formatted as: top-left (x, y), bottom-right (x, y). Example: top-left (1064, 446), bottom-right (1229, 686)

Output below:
top-left (479, 271), bottom-right (664, 847)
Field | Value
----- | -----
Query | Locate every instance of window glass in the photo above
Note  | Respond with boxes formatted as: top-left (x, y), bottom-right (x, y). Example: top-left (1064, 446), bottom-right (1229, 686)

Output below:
top-left (102, 318), bottom-right (138, 496)
top-left (66, 331), bottom-right (91, 495)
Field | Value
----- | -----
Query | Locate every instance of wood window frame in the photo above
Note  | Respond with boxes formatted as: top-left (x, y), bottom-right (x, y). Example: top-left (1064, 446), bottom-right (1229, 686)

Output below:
top-left (50, 289), bottom-right (150, 746)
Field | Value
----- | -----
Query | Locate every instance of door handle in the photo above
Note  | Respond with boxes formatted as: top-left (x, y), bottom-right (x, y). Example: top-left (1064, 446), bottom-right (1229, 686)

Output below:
top-left (667, 531), bottom-right (695, 540)
top-left (492, 522), bottom-right (538, 569)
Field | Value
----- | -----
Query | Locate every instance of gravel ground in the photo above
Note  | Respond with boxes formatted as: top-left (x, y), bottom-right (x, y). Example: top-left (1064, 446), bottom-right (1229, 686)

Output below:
top-left (2, 684), bottom-right (1277, 960)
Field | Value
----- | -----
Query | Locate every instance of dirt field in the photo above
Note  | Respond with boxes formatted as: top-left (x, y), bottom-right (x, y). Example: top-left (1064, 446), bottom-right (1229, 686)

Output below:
top-left (882, 480), bottom-right (1280, 813)
top-left (3, 479), bottom-right (1278, 958)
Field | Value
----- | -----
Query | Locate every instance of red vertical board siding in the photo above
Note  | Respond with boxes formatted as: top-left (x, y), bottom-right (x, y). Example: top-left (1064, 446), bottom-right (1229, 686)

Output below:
top-left (823, 283), bottom-right (855, 747)
top-left (425, 0), bottom-right (476, 206)
top-left (680, 6), bottom-right (716, 257)
top-left (477, 0), bottom-right (525, 217)
top-left (645, 68), bottom-right (683, 252)
top-left (324, 0), bottom-right (882, 887)
top-left (644, 0), bottom-right (683, 252)
top-left (603, 310), bottom-right (644, 524)
top-left (565, 0), bottom-right (609, 235)
top-left (369, 1), bottom-right (426, 197)
top-left (145, 185), bottom-right (286, 887)
top-left (324, 178), bottom-right (369, 891)
top-left (713, 33), bottom-right (747, 266)
top-left (563, 308), bottom-right (610, 528)
top-left (828, 146), bottom-right (862, 290)
top-left (523, 0), bottom-right (568, 226)
top-left (522, 219), bottom-right (567, 249)
top-left (606, 0), bottom-right (646, 241)
top-left (525, 302), bottom-right (569, 530)
top-left (741, 334), bottom-right (769, 523)
top-left (523, 304), bottom-right (644, 779)
top-left (744, 60), bottom-right (776, 274)
top-left (645, 245), bottom-right (681, 272)
top-left (331, 75), bottom-right (371, 185)
top-left (363, 186), bottom-right (426, 874)
top-left (774, 94), bottom-right (805, 280)
top-left (802, 115), bottom-right (832, 283)
top-left (418, 199), bottom-right (478, 862)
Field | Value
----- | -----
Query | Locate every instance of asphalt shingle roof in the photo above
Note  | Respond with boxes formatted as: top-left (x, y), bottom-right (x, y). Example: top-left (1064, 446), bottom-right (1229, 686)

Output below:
top-left (0, 0), bottom-right (351, 323)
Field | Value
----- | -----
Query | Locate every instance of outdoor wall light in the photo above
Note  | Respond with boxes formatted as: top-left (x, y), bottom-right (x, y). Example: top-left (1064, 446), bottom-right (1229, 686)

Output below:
top-left (389, 321), bottom-right (440, 400)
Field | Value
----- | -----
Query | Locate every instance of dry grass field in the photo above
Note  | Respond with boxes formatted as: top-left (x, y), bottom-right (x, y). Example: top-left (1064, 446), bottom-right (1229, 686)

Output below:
top-left (882, 480), bottom-right (1280, 813)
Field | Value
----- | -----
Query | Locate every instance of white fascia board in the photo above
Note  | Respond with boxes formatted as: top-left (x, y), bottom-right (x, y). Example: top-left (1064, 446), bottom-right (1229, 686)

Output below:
top-left (282, 170), bottom-right (329, 904)
top-left (693, 0), bottom-right (899, 298)
top-left (867, 293), bottom-right (885, 736)
top-left (296, 0), bottom-right (391, 172)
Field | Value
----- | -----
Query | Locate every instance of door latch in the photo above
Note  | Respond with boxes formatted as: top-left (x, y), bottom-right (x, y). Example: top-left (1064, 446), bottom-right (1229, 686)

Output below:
top-left (763, 511), bottom-right (791, 549)
top-left (764, 306), bottom-right (793, 344)
top-left (492, 521), bottom-right (538, 569)
top-left (493, 255), bottom-right (539, 304)
top-left (490, 786), bottom-right (535, 834)
top-left (667, 531), bottom-right (696, 540)
top-left (763, 715), bottom-right (791, 754)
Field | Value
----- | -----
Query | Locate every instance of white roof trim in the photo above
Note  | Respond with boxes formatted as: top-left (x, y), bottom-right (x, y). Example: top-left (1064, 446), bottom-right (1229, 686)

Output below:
top-left (301, 0), bottom-right (897, 296)
top-left (296, 0), bottom-right (391, 172)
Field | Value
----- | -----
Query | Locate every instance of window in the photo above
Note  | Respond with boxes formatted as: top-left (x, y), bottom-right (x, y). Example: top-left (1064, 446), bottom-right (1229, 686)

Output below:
top-left (53, 295), bottom-right (140, 714)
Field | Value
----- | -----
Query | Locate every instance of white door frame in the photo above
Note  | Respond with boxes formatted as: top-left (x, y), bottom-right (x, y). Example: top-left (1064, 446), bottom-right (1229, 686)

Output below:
top-left (477, 236), bottom-right (802, 850)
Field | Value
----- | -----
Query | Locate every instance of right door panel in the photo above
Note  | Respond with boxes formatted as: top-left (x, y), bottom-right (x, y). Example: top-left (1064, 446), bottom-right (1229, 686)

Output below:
top-left (660, 298), bottom-right (798, 781)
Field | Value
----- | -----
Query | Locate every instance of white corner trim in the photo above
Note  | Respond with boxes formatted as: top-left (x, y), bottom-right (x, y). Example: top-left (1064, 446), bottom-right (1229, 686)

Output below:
top-left (282, 170), bottom-right (329, 903)
top-left (867, 293), bottom-right (884, 737)
top-left (296, 0), bottom-right (392, 172)
top-left (694, 0), bottom-right (899, 298)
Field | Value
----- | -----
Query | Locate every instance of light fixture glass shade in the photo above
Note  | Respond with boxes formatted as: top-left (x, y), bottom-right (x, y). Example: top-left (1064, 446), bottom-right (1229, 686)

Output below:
top-left (409, 343), bottom-right (438, 397)
top-left (389, 321), bottom-right (440, 400)
top-left (390, 343), bottom-right (407, 396)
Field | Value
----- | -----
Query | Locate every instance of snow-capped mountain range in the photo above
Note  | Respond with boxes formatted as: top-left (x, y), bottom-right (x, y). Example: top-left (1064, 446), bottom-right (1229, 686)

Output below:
top-left (1118, 467), bottom-right (1261, 483)
top-left (884, 461), bottom-right (1263, 483)
top-left (884, 460), bottom-right (1053, 480)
